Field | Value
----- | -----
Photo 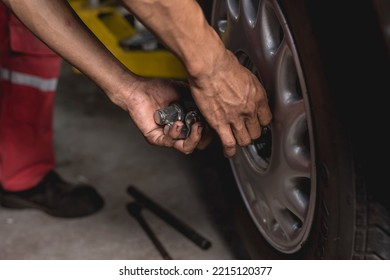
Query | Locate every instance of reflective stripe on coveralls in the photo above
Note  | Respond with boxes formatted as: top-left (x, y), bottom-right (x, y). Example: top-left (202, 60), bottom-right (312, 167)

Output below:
top-left (0, 68), bottom-right (58, 92)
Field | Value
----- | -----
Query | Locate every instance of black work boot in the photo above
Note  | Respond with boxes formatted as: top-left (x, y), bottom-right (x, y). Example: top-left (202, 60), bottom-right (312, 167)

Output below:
top-left (0, 171), bottom-right (104, 218)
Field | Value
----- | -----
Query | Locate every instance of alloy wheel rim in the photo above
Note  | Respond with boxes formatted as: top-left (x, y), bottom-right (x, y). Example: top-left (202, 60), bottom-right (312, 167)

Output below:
top-left (211, 0), bottom-right (317, 253)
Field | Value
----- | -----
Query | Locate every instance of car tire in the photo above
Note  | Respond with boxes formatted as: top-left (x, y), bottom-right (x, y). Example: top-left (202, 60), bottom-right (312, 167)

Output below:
top-left (204, 0), bottom-right (390, 259)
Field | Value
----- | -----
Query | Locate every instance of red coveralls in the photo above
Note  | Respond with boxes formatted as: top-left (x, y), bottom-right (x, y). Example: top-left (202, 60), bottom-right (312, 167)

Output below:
top-left (0, 4), bottom-right (61, 191)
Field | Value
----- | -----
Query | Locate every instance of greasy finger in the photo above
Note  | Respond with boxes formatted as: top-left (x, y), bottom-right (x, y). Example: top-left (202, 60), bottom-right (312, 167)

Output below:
top-left (163, 124), bottom-right (172, 135)
top-left (196, 125), bottom-right (214, 150)
top-left (257, 102), bottom-right (273, 126)
top-left (218, 125), bottom-right (237, 157)
top-left (146, 129), bottom-right (176, 148)
top-left (245, 117), bottom-right (262, 140)
top-left (167, 121), bottom-right (185, 139)
top-left (182, 122), bottom-right (203, 152)
top-left (232, 121), bottom-right (252, 147)
top-left (173, 122), bottom-right (202, 154)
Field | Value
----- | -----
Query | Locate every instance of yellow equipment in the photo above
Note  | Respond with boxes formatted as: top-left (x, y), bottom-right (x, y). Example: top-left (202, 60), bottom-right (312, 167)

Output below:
top-left (68, 0), bottom-right (187, 79)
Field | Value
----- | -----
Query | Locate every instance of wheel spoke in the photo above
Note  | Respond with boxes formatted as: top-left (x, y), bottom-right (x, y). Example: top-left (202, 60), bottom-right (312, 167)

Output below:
top-left (273, 41), bottom-right (299, 110)
top-left (285, 113), bottom-right (311, 176)
top-left (242, 0), bottom-right (262, 28)
top-left (282, 177), bottom-right (310, 222)
top-left (256, 0), bottom-right (284, 54)
top-left (227, 0), bottom-right (240, 20)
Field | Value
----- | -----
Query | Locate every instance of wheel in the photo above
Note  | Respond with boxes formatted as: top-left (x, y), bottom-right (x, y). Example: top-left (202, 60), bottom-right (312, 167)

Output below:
top-left (208, 0), bottom-right (390, 259)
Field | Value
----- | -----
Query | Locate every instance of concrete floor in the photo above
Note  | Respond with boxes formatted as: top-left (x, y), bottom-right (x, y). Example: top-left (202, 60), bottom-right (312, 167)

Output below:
top-left (0, 62), bottom-right (241, 260)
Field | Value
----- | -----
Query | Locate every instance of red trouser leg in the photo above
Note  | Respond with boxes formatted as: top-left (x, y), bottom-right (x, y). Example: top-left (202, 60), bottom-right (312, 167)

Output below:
top-left (0, 4), bottom-right (61, 191)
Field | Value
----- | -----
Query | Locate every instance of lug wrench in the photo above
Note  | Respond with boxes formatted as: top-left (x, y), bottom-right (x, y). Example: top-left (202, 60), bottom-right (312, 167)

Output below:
top-left (126, 202), bottom-right (172, 260)
top-left (127, 185), bottom-right (212, 254)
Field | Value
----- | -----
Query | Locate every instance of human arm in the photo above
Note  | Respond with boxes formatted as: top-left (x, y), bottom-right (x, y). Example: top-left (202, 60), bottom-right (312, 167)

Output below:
top-left (1, 0), bottom-right (205, 153)
top-left (121, 0), bottom-right (272, 157)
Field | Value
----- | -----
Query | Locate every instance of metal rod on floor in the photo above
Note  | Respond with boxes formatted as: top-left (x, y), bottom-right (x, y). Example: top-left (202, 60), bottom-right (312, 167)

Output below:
top-left (126, 202), bottom-right (172, 260)
top-left (127, 185), bottom-right (212, 250)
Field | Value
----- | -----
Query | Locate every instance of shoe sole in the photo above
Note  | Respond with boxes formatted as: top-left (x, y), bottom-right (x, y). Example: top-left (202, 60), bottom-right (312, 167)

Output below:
top-left (0, 195), bottom-right (95, 218)
top-left (0, 195), bottom-right (40, 209)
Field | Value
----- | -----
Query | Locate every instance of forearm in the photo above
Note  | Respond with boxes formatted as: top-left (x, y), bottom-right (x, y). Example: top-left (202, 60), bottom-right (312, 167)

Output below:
top-left (122, 0), bottom-right (272, 157)
top-left (1, 0), bottom-right (139, 108)
top-left (121, 0), bottom-right (226, 78)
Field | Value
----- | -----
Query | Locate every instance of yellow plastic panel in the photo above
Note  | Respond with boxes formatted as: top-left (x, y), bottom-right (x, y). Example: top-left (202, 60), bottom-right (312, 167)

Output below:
top-left (69, 1), bottom-right (187, 79)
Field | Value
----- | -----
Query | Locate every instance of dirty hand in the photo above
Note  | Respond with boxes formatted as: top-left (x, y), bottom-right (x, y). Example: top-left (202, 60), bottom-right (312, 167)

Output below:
top-left (120, 78), bottom-right (212, 154)
top-left (188, 50), bottom-right (272, 157)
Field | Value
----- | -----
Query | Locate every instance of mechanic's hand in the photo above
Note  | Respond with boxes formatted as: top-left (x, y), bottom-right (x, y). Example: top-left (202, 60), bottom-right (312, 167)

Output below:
top-left (122, 78), bottom-right (212, 154)
top-left (188, 50), bottom-right (272, 157)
